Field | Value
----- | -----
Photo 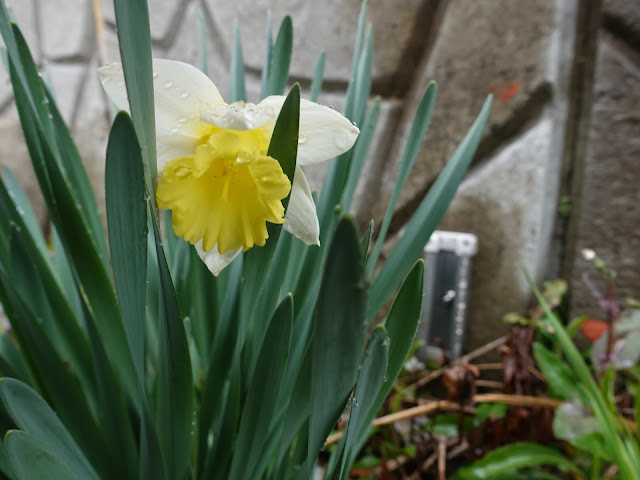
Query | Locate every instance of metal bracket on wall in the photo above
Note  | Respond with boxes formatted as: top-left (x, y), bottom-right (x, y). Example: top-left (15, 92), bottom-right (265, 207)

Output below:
top-left (417, 230), bottom-right (478, 364)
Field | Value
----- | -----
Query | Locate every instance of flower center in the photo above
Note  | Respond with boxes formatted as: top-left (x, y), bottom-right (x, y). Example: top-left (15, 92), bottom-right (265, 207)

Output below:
top-left (156, 123), bottom-right (291, 254)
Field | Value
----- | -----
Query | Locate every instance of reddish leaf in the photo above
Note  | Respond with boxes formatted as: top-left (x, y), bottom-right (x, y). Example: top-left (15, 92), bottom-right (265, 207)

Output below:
top-left (580, 319), bottom-right (609, 341)
top-left (489, 82), bottom-right (521, 103)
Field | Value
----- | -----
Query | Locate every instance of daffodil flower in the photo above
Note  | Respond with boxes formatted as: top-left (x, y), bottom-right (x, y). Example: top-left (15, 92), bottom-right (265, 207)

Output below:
top-left (98, 59), bottom-right (359, 275)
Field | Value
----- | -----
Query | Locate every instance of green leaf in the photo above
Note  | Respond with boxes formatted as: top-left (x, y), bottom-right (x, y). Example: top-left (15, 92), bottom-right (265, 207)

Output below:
top-left (5, 430), bottom-right (79, 480)
top-left (0, 266), bottom-right (110, 477)
top-left (106, 112), bottom-right (148, 378)
top-left (338, 326), bottom-right (389, 480)
top-left (266, 15), bottom-right (293, 96)
top-left (52, 227), bottom-right (83, 321)
top-left (1, 167), bottom-right (46, 257)
top-left (151, 216), bottom-right (194, 480)
top-left (315, 7), bottom-right (371, 239)
top-left (229, 20), bottom-right (246, 102)
top-left (330, 260), bottom-right (424, 478)
top-left (451, 442), bottom-right (582, 479)
top-left (365, 82), bottom-right (436, 280)
top-left (343, 0), bottom-right (368, 121)
top-left (341, 97), bottom-right (380, 213)
top-left (552, 401), bottom-right (614, 462)
top-left (0, 379), bottom-right (100, 480)
top-left (267, 83), bottom-right (300, 197)
top-left (360, 220), bottom-right (374, 261)
top-left (526, 271), bottom-right (640, 479)
top-left (113, 0), bottom-right (157, 206)
top-left (45, 88), bottom-right (108, 266)
top-left (0, 334), bottom-right (31, 384)
top-left (310, 50), bottom-right (325, 102)
top-left (308, 216), bottom-right (367, 472)
top-left (368, 95), bottom-right (492, 318)
top-left (228, 295), bottom-right (293, 480)
top-left (0, 178), bottom-right (94, 393)
top-left (351, 25), bottom-right (373, 128)
top-left (533, 343), bottom-right (581, 401)
top-left (260, 11), bottom-right (273, 99)
top-left (5, 23), bottom-right (138, 399)
top-left (199, 8), bottom-right (208, 75)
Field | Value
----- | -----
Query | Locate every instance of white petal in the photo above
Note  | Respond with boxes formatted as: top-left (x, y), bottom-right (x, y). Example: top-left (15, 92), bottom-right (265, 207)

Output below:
top-left (156, 133), bottom-right (199, 175)
top-left (259, 96), bottom-right (360, 165)
top-left (284, 167), bottom-right (320, 245)
top-left (98, 59), bottom-right (224, 137)
top-left (195, 241), bottom-right (241, 276)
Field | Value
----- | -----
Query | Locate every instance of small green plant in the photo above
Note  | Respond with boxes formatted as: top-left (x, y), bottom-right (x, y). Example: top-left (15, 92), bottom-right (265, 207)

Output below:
top-left (452, 260), bottom-right (640, 480)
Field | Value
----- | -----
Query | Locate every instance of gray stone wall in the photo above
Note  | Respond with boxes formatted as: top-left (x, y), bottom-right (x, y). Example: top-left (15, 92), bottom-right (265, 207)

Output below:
top-left (1, 0), bottom-right (638, 350)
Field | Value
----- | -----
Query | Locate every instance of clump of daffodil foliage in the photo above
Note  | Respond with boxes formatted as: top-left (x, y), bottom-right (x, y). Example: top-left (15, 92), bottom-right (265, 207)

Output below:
top-left (0, 1), bottom-right (490, 479)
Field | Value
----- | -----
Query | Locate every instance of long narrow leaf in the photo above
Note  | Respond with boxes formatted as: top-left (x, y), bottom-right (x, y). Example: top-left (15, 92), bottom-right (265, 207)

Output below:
top-left (228, 295), bottom-right (293, 480)
top-left (229, 21), bottom-right (246, 103)
top-left (338, 326), bottom-right (389, 480)
top-left (0, 379), bottom-right (100, 480)
top-left (310, 51), bottom-right (325, 102)
top-left (152, 216), bottom-right (194, 480)
top-left (260, 11), bottom-right (273, 99)
top-left (341, 97), bottom-right (380, 212)
top-left (5, 431), bottom-right (79, 480)
top-left (113, 0), bottom-right (157, 205)
top-left (365, 82), bottom-right (436, 280)
top-left (106, 112), bottom-right (148, 378)
top-left (368, 95), bottom-right (492, 318)
top-left (307, 216), bottom-right (367, 473)
top-left (265, 16), bottom-right (293, 96)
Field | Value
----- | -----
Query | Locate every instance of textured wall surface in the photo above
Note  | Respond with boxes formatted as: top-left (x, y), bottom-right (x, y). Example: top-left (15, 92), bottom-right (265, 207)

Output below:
top-left (1, 0), bottom-right (638, 350)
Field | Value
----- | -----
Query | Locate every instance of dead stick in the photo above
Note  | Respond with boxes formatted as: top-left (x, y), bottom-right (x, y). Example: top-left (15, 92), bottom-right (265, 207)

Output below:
top-left (413, 336), bottom-right (508, 389)
top-left (325, 393), bottom-right (636, 446)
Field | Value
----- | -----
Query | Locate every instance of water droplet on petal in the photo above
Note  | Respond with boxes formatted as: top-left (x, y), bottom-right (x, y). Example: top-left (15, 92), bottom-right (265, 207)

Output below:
top-left (258, 104), bottom-right (275, 117)
top-left (170, 128), bottom-right (179, 134)
top-left (153, 72), bottom-right (158, 79)
top-left (334, 131), bottom-right (350, 149)
top-left (298, 133), bottom-right (307, 144)
top-left (164, 80), bottom-right (174, 89)
top-left (178, 117), bottom-right (187, 124)
top-left (180, 91), bottom-right (189, 98)
top-left (174, 166), bottom-right (192, 178)
top-left (213, 103), bottom-right (230, 116)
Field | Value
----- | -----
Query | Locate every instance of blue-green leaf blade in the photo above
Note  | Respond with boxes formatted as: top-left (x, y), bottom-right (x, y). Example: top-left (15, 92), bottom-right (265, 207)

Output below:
top-left (308, 216), bottom-right (367, 469)
top-left (368, 95), bottom-right (492, 318)
top-left (365, 82), bottom-right (436, 280)
top-left (229, 20), bottom-right (246, 103)
top-left (228, 295), bottom-right (293, 480)
top-left (266, 15), bottom-right (292, 96)
top-left (106, 112), bottom-right (148, 377)
top-left (310, 50), bottom-right (325, 102)
top-left (151, 216), bottom-right (194, 480)
top-left (338, 326), bottom-right (389, 479)
top-left (0, 379), bottom-right (100, 480)
top-left (5, 430), bottom-right (79, 480)
top-left (113, 0), bottom-right (157, 205)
